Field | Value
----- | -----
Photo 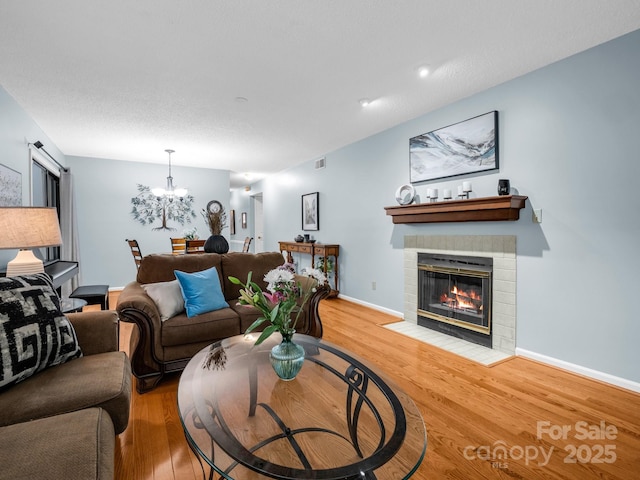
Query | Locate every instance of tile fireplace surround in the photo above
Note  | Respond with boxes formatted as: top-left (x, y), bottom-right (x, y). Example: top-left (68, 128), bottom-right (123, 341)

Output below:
top-left (403, 235), bottom-right (516, 358)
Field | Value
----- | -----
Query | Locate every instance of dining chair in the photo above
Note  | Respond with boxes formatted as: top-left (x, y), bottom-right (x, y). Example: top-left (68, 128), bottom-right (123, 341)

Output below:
top-left (186, 239), bottom-right (206, 253)
top-left (242, 236), bottom-right (253, 253)
top-left (170, 238), bottom-right (186, 254)
top-left (126, 239), bottom-right (143, 269)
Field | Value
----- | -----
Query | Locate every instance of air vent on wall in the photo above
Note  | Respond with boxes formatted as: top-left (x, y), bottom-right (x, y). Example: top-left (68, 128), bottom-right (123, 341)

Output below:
top-left (315, 157), bottom-right (326, 170)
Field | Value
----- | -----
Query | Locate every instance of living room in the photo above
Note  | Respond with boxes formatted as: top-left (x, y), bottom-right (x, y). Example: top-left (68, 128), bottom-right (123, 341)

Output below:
top-left (1, 3), bottom-right (640, 479)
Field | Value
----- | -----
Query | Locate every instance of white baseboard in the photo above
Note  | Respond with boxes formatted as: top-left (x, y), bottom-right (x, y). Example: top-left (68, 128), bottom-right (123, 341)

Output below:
top-left (336, 294), bottom-right (403, 319)
top-left (516, 348), bottom-right (640, 394)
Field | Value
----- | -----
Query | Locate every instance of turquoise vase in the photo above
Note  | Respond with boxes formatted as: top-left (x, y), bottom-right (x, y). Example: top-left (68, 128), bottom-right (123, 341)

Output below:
top-left (270, 331), bottom-right (305, 381)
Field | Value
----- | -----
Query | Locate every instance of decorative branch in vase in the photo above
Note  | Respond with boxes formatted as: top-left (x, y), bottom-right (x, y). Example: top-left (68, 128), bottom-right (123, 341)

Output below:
top-left (202, 200), bottom-right (229, 253)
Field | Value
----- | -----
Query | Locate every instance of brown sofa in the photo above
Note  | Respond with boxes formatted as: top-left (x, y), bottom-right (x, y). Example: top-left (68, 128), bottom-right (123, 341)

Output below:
top-left (116, 251), bottom-right (329, 393)
top-left (0, 310), bottom-right (132, 480)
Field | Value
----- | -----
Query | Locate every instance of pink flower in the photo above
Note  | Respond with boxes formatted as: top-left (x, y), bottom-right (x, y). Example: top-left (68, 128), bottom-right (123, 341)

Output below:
top-left (263, 292), bottom-right (279, 304)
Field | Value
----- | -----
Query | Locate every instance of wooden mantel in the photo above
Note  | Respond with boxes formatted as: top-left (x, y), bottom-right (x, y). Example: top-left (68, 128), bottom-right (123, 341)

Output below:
top-left (384, 195), bottom-right (528, 224)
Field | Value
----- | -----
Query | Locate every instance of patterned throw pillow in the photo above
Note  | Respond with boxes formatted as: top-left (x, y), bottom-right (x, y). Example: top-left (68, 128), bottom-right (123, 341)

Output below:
top-left (0, 273), bottom-right (82, 390)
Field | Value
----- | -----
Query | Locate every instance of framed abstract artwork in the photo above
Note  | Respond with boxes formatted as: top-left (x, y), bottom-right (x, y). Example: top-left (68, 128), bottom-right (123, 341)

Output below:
top-left (301, 192), bottom-right (319, 231)
top-left (0, 163), bottom-right (22, 206)
top-left (409, 111), bottom-right (498, 183)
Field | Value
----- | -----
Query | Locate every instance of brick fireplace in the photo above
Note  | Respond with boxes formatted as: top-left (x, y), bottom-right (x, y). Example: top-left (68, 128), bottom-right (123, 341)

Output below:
top-left (404, 235), bottom-right (516, 356)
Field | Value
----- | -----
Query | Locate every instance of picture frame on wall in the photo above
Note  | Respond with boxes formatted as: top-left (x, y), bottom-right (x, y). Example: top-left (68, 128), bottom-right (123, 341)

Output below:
top-left (409, 111), bottom-right (498, 184)
top-left (230, 209), bottom-right (236, 235)
top-left (241, 212), bottom-right (247, 229)
top-left (0, 163), bottom-right (22, 206)
top-left (301, 192), bottom-right (319, 231)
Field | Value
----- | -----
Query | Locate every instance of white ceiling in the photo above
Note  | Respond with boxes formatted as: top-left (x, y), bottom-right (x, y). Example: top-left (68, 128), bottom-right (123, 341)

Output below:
top-left (1, 1), bottom-right (640, 188)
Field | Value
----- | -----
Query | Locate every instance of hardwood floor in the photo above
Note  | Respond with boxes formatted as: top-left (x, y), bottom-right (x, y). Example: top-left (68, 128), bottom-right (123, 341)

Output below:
top-left (110, 294), bottom-right (640, 479)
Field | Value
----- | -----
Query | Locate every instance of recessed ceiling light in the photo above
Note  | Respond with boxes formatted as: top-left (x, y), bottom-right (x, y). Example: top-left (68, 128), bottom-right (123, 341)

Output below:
top-left (417, 66), bottom-right (430, 78)
top-left (359, 98), bottom-right (370, 107)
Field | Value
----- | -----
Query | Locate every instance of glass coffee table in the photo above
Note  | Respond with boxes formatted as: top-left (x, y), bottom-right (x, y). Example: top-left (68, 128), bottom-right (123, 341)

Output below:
top-left (178, 333), bottom-right (426, 479)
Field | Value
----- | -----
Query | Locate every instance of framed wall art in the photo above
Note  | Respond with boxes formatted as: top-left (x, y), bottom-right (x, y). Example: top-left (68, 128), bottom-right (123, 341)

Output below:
top-left (230, 209), bottom-right (236, 235)
top-left (0, 163), bottom-right (22, 206)
top-left (241, 212), bottom-right (247, 229)
top-left (409, 111), bottom-right (498, 184)
top-left (302, 192), bottom-right (319, 231)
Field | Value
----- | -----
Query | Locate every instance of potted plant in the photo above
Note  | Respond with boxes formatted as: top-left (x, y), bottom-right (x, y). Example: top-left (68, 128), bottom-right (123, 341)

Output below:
top-left (183, 227), bottom-right (198, 240)
top-left (315, 256), bottom-right (334, 274)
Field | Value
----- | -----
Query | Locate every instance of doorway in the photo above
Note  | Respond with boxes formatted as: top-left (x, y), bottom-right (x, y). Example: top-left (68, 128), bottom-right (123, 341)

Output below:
top-left (252, 193), bottom-right (264, 253)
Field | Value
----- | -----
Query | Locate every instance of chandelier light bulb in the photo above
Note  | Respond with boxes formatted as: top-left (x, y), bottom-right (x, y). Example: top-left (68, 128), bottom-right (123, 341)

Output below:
top-left (173, 187), bottom-right (188, 197)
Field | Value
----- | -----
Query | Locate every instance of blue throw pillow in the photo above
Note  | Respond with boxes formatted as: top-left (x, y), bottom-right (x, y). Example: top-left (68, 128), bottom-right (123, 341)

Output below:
top-left (174, 266), bottom-right (229, 318)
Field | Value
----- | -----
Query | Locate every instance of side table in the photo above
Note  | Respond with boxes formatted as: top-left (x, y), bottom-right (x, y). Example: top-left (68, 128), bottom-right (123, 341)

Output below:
top-left (60, 297), bottom-right (87, 313)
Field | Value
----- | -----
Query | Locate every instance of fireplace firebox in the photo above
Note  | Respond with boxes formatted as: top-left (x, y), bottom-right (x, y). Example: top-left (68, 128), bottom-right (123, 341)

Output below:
top-left (417, 253), bottom-right (492, 348)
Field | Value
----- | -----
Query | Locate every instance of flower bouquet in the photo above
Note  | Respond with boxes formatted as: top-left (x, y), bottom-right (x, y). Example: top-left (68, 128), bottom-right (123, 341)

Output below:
top-left (229, 263), bottom-right (327, 344)
top-left (229, 263), bottom-right (327, 379)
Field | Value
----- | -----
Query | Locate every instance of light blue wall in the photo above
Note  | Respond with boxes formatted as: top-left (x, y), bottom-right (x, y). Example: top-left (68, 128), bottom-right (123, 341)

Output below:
top-left (66, 155), bottom-right (230, 288)
top-left (0, 87), bottom-right (66, 266)
top-left (254, 29), bottom-right (640, 383)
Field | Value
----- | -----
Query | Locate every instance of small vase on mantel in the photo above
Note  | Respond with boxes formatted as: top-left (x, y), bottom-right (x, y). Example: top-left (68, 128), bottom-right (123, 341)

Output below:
top-left (270, 330), bottom-right (305, 381)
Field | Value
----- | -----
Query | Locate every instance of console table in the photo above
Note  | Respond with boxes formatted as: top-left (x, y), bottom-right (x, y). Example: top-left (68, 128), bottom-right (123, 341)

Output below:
top-left (279, 242), bottom-right (340, 297)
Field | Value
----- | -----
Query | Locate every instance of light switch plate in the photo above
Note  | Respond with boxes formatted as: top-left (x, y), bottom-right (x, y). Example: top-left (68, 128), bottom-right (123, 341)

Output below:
top-left (533, 209), bottom-right (542, 223)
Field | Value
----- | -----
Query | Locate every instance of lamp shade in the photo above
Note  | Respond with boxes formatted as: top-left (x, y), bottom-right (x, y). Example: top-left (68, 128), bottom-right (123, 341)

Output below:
top-left (0, 207), bottom-right (62, 249)
top-left (0, 207), bottom-right (62, 277)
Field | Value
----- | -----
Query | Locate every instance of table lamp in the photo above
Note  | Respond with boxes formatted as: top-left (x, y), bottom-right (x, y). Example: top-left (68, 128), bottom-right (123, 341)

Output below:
top-left (0, 207), bottom-right (62, 277)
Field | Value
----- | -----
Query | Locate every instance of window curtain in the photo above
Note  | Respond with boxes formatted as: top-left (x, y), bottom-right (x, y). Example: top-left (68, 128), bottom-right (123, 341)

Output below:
top-left (59, 168), bottom-right (81, 297)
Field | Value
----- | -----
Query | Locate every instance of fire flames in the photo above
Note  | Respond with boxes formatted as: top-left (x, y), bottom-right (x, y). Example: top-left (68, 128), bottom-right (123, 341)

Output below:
top-left (440, 285), bottom-right (483, 313)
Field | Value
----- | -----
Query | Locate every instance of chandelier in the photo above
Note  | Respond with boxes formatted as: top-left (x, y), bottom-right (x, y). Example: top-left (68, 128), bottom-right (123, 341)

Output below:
top-left (152, 149), bottom-right (188, 199)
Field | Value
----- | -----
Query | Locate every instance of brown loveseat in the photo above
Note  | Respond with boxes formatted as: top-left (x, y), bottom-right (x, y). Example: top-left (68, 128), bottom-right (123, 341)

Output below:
top-left (116, 251), bottom-right (329, 393)
top-left (0, 309), bottom-right (132, 480)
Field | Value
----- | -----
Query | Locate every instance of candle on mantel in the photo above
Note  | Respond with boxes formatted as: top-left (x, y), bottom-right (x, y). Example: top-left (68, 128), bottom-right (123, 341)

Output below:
top-left (457, 185), bottom-right (464, 196)
top-left (426, 188), bottom-right (433, 198)
top-left (443, 189), bottom-right (452, 199)
top-left (431, 188), bottom-right (438, 199)
top-left (463, 181), bottom-right (472, 192)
